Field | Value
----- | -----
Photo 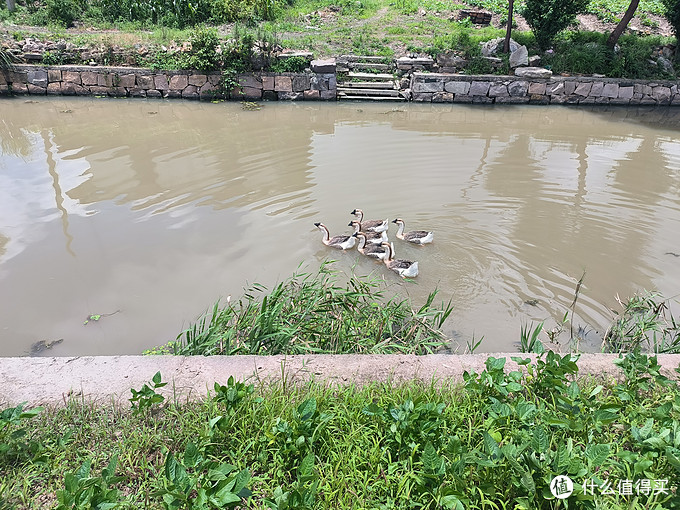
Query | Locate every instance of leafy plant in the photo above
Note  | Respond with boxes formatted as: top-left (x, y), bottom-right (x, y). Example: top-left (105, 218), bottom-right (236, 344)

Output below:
top-left (522, 0), bottom-right (590, 49)
top-left (166, 262), bottom-right (453, 356)
top-left (265, 398), bottom-right (333, 470)
top-left (55, 456), bottom-right (123, 510)
top-left (129, 371), bottom-right (167, 415)
top-left (270, 55), bottom-right (309, 72)
top-left (264, 453), bottom-right (319, 510)
top-left (603, 291), bottom-right (680, 353)
top-left (184, 26), bottom-right (221, 71)
top-left (156, 442), bottom-right (252, 509)
top-left (0, 402), bottom-right (43, 464)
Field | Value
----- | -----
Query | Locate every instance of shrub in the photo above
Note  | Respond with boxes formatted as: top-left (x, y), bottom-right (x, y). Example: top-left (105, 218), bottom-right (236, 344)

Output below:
top-left (184, 26), bottom-right (221, 71)
top-left (521, 0), bottom-right (590, 50)
top-left (662, 0), bottom-right (680, 59)
top-left (46, 0), bottom-right (83, 27)
top-left (270, 55), bottom-right (308, 72)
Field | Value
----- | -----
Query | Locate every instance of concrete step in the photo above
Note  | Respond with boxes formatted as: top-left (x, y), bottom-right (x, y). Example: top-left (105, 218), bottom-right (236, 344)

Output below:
top-left (339, 55), bottom-right (390, 63)
top-left (350, 62), bottom-right (392, 72)
top-left (337, 93), bottom-right (406, 101)
top-left (338, 81), bottom-right (396, 89)
top-left (337, 87), bottom-right (400, 97)
top-left (346, 72), bottom-right (395, 81)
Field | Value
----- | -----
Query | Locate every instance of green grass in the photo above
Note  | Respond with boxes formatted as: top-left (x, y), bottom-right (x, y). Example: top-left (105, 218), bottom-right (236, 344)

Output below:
top-left (154, 261), bottom-right (453, 356)
top-left (1, 351), bottom-right (679, 509)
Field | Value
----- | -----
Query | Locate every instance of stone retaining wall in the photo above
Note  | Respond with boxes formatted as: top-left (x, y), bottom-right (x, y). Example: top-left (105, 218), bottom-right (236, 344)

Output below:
top-left (0, 63), bottom-right (337, 100)
top-left (3, 63), bottom-right (680, 105)
top-left (410, 72), bottom-right (680, 105)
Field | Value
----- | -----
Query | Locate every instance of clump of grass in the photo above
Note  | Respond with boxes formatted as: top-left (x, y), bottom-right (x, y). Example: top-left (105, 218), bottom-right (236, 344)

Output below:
top-left (162, 261), bottom-right (453, 356)
top-left (603, 291), bottom-right (680, 354)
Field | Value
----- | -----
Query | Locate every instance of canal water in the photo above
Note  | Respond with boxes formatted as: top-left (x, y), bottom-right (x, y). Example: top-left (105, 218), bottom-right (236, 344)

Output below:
top-left (1, 97), bottom-right (680, 356)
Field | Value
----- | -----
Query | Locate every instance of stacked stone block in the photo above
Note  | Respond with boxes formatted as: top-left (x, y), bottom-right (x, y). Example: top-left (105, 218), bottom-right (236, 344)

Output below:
top-left (0, 62), bottom-right (337, 101)
top-left (410, 73), bottom-right (680, 105)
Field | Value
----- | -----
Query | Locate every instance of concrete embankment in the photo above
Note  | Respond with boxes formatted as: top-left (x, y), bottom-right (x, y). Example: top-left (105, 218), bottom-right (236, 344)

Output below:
top-left (2, 353), bottom-right (680, 407)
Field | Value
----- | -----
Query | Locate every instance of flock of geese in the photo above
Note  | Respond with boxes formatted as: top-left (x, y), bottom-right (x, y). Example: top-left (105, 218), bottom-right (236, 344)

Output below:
top-left (314, 208), bottom-right (433, 278)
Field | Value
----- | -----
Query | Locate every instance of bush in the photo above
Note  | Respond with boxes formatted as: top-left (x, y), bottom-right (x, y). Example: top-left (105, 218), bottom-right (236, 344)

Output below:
top-left (270, 55), bottom-right (309, 72)
top-left (662, 0), bottom-right (680, 60)
top-left (184, 26), bottom-right (221, 71)
top-left (46, 0), bottom-right (83, 27)
top-left (521, 0), bottom-right (590, 50)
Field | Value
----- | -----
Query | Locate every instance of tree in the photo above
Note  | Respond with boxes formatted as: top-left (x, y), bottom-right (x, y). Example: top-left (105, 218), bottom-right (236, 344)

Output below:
top-left (662, 0), bottom-right (680, 60)
top-left (522, 0), bottom-right (590, 50)
top-left (606, 0), bottom-right (640, 48)
top-left (503, 0), bottom-right (515, 53)
top-left (6, 0), bottom-right (16, 12)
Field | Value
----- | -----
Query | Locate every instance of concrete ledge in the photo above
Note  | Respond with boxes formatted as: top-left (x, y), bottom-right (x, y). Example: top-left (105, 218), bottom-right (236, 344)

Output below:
top-left (2, 354), bottom-right (679, 407)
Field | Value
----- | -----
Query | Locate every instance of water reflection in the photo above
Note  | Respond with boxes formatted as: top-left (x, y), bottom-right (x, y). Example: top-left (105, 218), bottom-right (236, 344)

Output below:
top-left (0, 98), bottom-right (679, 356)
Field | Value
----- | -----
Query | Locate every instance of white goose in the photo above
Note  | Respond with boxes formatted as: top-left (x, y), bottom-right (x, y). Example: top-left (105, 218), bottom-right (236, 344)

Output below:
top-left (348, 220), bottom-right (388, 245)
top-left (353, 232), bottom-right (389, 260)
top-left (392, 218), bottom-right (434, 245)
top-left (351, 209), bottom-right (388, 233)
top-left (381, 242), bottom-right (419, 278)
top-left (314, 222), bottom-right (356, 250)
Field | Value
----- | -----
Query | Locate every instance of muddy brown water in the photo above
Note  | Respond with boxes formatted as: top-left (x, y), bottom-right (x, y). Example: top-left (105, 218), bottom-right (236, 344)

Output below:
top-left (1, 97), bottom-right (680, 356)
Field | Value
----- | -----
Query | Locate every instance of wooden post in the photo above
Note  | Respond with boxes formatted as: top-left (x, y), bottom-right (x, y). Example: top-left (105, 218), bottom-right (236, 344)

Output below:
top-left (6, 0), bottom-right (16, 12)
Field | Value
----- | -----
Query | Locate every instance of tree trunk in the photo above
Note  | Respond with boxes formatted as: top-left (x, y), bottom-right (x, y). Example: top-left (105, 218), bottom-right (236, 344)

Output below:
top-left (6, 0), bottom-right (16, 12)
top-left (607, 0), bottom-right (640, 48)
top-left (503, 0), bottom-right (514, 53)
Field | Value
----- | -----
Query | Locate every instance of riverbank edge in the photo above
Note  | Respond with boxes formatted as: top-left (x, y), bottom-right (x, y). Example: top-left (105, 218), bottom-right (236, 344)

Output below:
top-left (2, 62), bottom-right (680, 104)
top-left (2, 353), bottom-right (679, 407)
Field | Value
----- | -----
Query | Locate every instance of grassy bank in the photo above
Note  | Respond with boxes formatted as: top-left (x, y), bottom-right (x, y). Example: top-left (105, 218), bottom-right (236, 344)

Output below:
top-left (1, 351), bottom-right (679, 509)
top-left (1, 0), bottom-right (677, 80)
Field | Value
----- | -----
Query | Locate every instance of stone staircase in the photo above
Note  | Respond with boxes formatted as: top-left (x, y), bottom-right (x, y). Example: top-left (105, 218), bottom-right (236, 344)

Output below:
top-left (336, 55), bottom-right (406, 102)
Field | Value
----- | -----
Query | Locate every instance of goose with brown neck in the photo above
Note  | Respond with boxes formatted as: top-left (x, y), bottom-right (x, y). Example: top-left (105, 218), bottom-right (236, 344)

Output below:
top-left (314, 222), bottom-right (356, 250)
top-left (353, 232), bottom-right (389, 260)
top-left (381, 242), bottom-right (419, 278)
top-left (348, 220), bottom-right (388, 245)
top-left (392, 218), bottom-right (433, 245)
top-left (350, 208), bottom-right (388, 233)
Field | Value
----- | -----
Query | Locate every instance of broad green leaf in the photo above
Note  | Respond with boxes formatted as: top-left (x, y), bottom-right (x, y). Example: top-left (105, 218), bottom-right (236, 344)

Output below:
top-left (483, 431), bottom-right (501, 459)
top-left (585, 444), bottom-right (610, 466)
top-left (531, 426), bottom-right (549, 453)
top-left (210, 487), bottom-right (241, 506)
top-left (665, 446), bottom-right (680, 472)
top-left (362, 403), bottom-right (383, 416)
top-left (520, 470), bottom-right (535, 493)
top-left (184, 442), bottom-right (200, 468)
top-left (299, 453), bottom-right (315, 479)
top-left (422, 442), bottom-right (441, 473)
top-left (297, 398), bottom-right (317, 421)
top-left (440, 495), bottom-right (465, 510)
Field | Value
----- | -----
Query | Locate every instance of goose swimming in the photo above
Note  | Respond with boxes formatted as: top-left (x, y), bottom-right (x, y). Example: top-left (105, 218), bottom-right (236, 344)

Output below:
top-left (381, 242), bottom-right (419, 278)
top-left (392, 218), bottom-right (433, 245)
top-left (353, 232), bottom-right (389, 260)
top-left (314, 222), bottom-right (356, 250)
top-left (351, 209), bottom-right (388, 233)
top-left (348, 220), bottom-right (388, 245)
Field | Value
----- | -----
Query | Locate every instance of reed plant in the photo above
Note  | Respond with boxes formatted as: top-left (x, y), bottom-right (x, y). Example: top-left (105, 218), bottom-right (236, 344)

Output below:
top-left (165, 261), bottom-right (453, 356)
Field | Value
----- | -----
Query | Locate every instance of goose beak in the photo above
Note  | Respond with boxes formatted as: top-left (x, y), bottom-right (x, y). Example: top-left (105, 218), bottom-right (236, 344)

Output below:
top-left (314, 222), bottom-right (321, 227)
top-left (391, 219), bottom-right (398, 224)
top-left (348, 221), bottom-right (353, 227)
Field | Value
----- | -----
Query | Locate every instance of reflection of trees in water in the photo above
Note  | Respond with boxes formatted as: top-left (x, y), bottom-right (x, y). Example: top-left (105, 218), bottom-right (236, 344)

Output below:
top-left (0, 234), bottom-right (7, 259)
top-left (0, 119), bottom-right (33, 159)
top-left (39, 101), bottom-right (325, 214)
